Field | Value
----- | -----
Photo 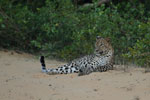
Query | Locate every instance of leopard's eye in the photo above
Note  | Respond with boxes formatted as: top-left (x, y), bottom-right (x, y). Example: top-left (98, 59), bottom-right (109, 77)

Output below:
top-left (99, 43), bottom-right (103, 46)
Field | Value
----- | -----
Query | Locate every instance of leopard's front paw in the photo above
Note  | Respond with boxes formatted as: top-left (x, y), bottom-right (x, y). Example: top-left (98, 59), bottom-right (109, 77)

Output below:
top-left (78, 68), bottom-right (91, 76)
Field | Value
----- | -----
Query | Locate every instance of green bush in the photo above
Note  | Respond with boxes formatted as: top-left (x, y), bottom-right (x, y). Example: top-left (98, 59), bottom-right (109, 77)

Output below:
top-left (0, 0), bottom-right (150, 66)
top-left (123, 22), bottom-right (150, 67)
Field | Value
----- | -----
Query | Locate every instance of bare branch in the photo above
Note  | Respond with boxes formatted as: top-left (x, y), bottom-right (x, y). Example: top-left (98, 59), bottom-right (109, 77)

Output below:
top-left (97, 0), bottom-right (110, 7)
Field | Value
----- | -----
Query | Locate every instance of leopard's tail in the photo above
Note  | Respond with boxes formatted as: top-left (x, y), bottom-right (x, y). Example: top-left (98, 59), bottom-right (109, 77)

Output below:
top-left (40, 56), bottom-right (47, 73)
top-left (40, 56), bottom-right (79, 74)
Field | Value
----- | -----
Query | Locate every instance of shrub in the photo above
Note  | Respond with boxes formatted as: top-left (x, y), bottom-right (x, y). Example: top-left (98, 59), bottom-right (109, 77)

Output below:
top-left (123, 22), bottom-right (150, 67)
top-left (0, 0), bottom-right (150, 65)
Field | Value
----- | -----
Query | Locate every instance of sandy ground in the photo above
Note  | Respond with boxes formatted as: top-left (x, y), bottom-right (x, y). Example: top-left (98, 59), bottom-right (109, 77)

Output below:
top-left (0, 50), bottom-right (150, 100)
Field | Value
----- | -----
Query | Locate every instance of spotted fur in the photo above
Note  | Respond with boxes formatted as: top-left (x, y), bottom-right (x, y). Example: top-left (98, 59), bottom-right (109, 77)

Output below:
top-left (40, 36), bottom-right (114, 76)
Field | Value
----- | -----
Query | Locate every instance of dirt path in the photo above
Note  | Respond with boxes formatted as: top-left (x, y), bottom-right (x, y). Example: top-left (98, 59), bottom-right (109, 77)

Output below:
top-left (0, 50), bottom-right (150, 100)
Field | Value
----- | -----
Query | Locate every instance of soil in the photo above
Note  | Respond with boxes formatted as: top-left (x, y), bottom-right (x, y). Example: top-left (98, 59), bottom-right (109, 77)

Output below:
top-left (0, 50), bottom-right (150, 100)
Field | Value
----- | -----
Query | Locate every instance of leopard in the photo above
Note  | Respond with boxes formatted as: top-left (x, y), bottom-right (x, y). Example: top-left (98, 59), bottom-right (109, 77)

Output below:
top-left (40, 36), bottom-right (114, 76)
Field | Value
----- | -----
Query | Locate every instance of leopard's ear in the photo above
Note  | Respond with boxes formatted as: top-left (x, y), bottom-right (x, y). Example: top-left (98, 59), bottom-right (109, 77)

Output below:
top-left (105, 37), bottom-right (111, 43)
top-left (96, 36), bottom-right (102, 39)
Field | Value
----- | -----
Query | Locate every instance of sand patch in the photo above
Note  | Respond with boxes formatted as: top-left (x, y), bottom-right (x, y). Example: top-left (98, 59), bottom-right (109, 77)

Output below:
top-left (0, 50), bottom-right (150, 100)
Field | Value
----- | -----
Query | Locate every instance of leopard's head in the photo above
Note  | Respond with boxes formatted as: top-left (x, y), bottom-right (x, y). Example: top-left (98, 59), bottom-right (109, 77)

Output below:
top-left (94, 36), bottom-right (113, 56)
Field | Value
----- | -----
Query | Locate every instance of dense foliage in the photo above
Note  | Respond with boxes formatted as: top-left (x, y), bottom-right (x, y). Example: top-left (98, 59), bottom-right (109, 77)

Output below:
top-left (0, 0), bottom-right (150, 67)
